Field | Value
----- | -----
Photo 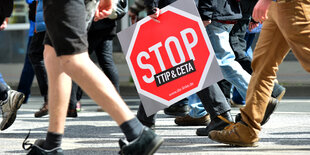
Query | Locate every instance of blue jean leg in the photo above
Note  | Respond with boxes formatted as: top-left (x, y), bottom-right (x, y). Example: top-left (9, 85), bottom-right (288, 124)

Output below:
top-left (206, 22), bottom-right (251, 100)
top-left (188, 93), bottom-right (207, 118)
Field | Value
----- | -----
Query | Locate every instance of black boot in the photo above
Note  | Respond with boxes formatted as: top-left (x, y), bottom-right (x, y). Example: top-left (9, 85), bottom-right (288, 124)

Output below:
top-left (119, 127), bottom-right (163, 155)
top-left (235, 97), bottom-right (279, 126)
top-left (261, 97), bottom-right (279, 125)
top-left (163, 98), bottom-right (189, 116)
top-left (23, 132), bottom-right (63, 155)
top-left (196, 111), bottom-right (234, 136)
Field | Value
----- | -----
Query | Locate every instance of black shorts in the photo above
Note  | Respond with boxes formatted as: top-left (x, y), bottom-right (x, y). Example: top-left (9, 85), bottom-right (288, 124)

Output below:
top-left (43, 0), bottom-right (88, 56)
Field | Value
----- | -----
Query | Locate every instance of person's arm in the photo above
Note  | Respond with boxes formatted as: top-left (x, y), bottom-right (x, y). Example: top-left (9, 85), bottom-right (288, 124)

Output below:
top-left (0, 18), bottom-right (9, 31)
top-left (252, 0), bottom-right (272, 23)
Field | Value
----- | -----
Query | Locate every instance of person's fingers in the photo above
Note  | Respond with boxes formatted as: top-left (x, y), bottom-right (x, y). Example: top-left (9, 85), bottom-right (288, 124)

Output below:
top-left (155, 8), bottom-right (161, 17)
top-left (150, 16), bottom-right (160, 23)
top-left (94, 11), bottom-right (108, 21)
top-left (148, 8), bottom-right (161, 23)
top-left (101, 9), bottom-right (112, 17)
top-left (94, 10), bottom-right (100, 21)
top-left (94, 4), bottom-right (113, 21)
top-left (203, 20), bottom-right (211, 27)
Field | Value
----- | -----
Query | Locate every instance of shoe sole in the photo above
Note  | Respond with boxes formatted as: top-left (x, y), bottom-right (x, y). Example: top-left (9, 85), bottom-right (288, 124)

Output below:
top-left (176, 122), bottom-right (209, 126)
top-left (143, 136), bottom-right (163, 155)
top-left (209, 135), bottom-right (258, 147)
top-left (196, 129), bottom-right (209, 136)
top-left (164, 111), bottom-right (188, 117)
top-left (34, 111), bottom-right (48, 118)
top-left (229, 142), bottom-right (258, 147)
top-left (1, 93), bottom-right (25, 130)
top-left (196, 123), bottom-right (228, 136)
top-left (223, 141), bottom-right (258, 147)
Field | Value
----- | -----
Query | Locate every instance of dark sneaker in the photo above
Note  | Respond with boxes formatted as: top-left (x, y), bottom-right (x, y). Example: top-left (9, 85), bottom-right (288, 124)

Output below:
top-left (23, 131), bottom-right (63, 155)
top-left (119, 127), bottom-right (163, 155)
top-left (175, 114), bottom-right (211, 126)
top-left (0, 90), bottom-right (25, 131)
top-left (272, 84), bottom-right (286, 101)
top-left (235, 97), bottom-right (279, 126)
top-left (164, 99), bottom-right (189, 116)
top-left (261, 97), bottom-right (279, 125)
top-left (235, 113), bottom-right (242, 123)
top-left (196, 111), bottom-right (233, 136)
top-left (34, 102), bottom-right (48, 118)
top-left (67, 109), bottom-right (78, 118)
top-left (208, 121), bottom-right (259, 147)
top-left (25, 141), bottom-right (63, 155)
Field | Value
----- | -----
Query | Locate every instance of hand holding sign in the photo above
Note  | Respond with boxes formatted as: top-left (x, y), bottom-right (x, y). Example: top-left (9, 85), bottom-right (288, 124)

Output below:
top-left (149, 8), bottom-right (161, 23)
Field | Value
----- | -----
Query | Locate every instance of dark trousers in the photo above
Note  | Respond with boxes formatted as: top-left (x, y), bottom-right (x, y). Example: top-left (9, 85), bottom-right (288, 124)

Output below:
top-left (197, 84), bottom-right (231, 119)
top-left (217, 79), bottom-right (232, 100)
top-left (28, 31), bottom-right (48, 102)
top-left (17, 36), bottom-right (35, 103)
top-left (229, 20), bottom-right (253, 74)
top-left (137, 83), bottom-right (231, 124)
top-left (88, 33), bottom-right (120, 92)
top-left (69, 82), bottom-right (83, 109)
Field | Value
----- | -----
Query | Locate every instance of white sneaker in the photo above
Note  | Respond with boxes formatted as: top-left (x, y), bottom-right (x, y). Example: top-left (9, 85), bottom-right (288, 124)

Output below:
top-left (0, 90), bottom-right (25, 131)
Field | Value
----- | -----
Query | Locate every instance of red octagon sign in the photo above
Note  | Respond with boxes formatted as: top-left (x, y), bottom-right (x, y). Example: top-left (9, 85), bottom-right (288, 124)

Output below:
top-left (126, 6), bottom-right (214, 104)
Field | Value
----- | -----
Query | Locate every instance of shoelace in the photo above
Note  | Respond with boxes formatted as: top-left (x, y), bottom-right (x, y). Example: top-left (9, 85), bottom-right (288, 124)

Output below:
top-left (217, 115), bottom-right (236, 131)
top-left (217, 115), bottom-right (234, 125)
top-left (22, 130), bottom-right (33, 150)
top-left (224, 123), bottom-right (235, 131)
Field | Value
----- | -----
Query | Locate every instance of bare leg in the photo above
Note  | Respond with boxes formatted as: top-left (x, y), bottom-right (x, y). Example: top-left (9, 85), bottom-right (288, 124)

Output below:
top-left (44, 45), bottom-right (72, 133)
top-left (45, 45), bottom-right (134, 127)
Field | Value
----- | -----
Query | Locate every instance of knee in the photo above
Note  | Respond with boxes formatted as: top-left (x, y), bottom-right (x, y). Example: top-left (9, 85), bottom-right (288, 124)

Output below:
top-left (58, 55), bottom-right (85, 74)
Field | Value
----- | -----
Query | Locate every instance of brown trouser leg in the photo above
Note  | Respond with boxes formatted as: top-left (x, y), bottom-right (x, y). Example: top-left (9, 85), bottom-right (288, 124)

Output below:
top-left (241, 0), bottom-right (310, 133)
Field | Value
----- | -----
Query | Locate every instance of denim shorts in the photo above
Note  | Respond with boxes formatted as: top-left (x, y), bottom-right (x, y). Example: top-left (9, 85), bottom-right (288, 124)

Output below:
top-left (43, 0), bottom-right (88, 56)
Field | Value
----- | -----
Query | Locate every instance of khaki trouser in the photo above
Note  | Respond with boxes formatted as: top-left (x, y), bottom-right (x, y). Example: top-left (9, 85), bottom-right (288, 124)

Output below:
top-left (241, 0), bottom-right (310, 133)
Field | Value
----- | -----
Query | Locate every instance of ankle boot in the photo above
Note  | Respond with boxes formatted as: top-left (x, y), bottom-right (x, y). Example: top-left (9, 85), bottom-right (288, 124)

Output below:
top-left (196, 111), bottom-right (234, 136)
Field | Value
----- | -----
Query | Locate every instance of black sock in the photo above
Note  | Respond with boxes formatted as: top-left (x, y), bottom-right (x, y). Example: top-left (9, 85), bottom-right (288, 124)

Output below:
top-left (120, 117), bottom-right (144, 142)
top-left (43, 132), bottom-right (63, 150)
